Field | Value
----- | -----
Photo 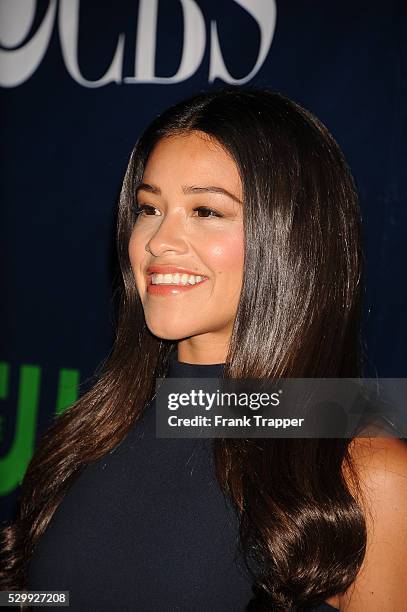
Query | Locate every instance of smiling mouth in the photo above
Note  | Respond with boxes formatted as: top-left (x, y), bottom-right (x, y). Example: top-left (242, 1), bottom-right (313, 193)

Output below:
top-left (146, 274), bottom-right (209, 295)
top-left (147, 272), bottom-right (208, 287)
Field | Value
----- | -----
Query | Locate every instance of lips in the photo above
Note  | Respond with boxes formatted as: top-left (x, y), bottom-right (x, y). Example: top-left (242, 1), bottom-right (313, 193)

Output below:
top-left (145, 265), bottom-right (208, 285)
top-left (146, 265), bottom-right (207, 276)
top-left (144, 265), bottom-right (209, 295)
top-left (147, 276), bottom-right (209, 296)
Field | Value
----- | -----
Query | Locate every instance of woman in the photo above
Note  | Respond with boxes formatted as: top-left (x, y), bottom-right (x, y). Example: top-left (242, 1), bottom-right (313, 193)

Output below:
top-left (1, 87), bottom-right (407, 610)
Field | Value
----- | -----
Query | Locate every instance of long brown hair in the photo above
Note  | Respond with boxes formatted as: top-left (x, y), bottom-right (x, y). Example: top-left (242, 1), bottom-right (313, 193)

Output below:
top-left (1, 87), bottom-right (366, 610)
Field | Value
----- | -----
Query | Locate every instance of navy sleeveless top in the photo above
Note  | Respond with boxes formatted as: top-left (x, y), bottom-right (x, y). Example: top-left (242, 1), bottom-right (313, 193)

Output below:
top-left (27, 354), bottom-right (338, 611)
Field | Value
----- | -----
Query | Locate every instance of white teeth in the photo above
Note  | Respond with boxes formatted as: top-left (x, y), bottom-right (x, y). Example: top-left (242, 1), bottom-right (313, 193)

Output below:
top-left (151, 273), bottom-right (205, 286)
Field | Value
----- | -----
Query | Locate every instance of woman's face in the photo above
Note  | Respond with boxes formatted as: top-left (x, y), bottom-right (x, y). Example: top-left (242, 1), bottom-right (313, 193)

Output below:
top-left (128, 130), bottom-right (244, 362)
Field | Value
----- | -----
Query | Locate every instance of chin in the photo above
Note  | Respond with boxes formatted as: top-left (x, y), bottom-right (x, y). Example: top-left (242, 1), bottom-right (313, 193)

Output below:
top-left (145, 319), bottom-right (195, 342)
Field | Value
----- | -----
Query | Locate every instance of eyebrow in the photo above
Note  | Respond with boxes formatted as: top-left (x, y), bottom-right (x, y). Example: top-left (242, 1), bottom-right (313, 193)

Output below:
top-left (135, 182), bottom-right (242, 204)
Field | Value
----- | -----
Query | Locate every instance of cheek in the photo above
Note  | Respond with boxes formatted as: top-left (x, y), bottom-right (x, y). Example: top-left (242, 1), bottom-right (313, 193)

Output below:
top-left (204, 229), bottom-right (244, 301)
top-left (128, 233), bottom-right (146, 285)
top-left (128, 232), bottom-right (138, 264)
top-left (129, 225), bottom-right (148, 260)
top-left (207, 229), bottom-right (244, 274)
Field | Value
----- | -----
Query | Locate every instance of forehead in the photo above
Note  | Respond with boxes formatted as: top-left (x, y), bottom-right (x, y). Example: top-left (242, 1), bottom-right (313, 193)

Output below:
top-left (143, 131), bottom-right (242, 194)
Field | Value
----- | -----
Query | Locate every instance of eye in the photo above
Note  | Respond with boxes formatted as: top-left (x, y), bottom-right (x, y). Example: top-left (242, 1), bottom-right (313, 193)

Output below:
top-left (133, 204), bottom-right (223, 219)
top-left (133, 204), bottom-right (158, 216)
top-left (193, 206), bottom-right (223, 218)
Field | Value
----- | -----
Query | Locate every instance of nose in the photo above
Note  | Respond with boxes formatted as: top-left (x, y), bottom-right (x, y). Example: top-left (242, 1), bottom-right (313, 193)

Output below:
top-left (145, 210), bottom-right (188, 257)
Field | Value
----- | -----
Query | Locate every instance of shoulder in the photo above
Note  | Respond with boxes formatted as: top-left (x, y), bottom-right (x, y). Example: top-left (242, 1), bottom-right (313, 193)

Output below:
top-left (339, 437), bottom-right (407, 610)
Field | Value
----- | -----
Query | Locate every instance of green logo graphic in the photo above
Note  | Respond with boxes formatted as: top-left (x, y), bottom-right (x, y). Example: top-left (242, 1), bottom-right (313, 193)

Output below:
top-left (0, 363), bottom-right (79, 496)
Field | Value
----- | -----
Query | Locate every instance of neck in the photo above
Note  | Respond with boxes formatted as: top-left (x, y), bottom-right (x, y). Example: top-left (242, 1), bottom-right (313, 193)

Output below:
top-left (177, 337), bottom-right (230, 365)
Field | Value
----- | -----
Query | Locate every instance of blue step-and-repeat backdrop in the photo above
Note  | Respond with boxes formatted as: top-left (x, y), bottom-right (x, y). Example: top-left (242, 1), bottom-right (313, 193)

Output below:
top-left (1, 0), bottom-right (406, 524)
